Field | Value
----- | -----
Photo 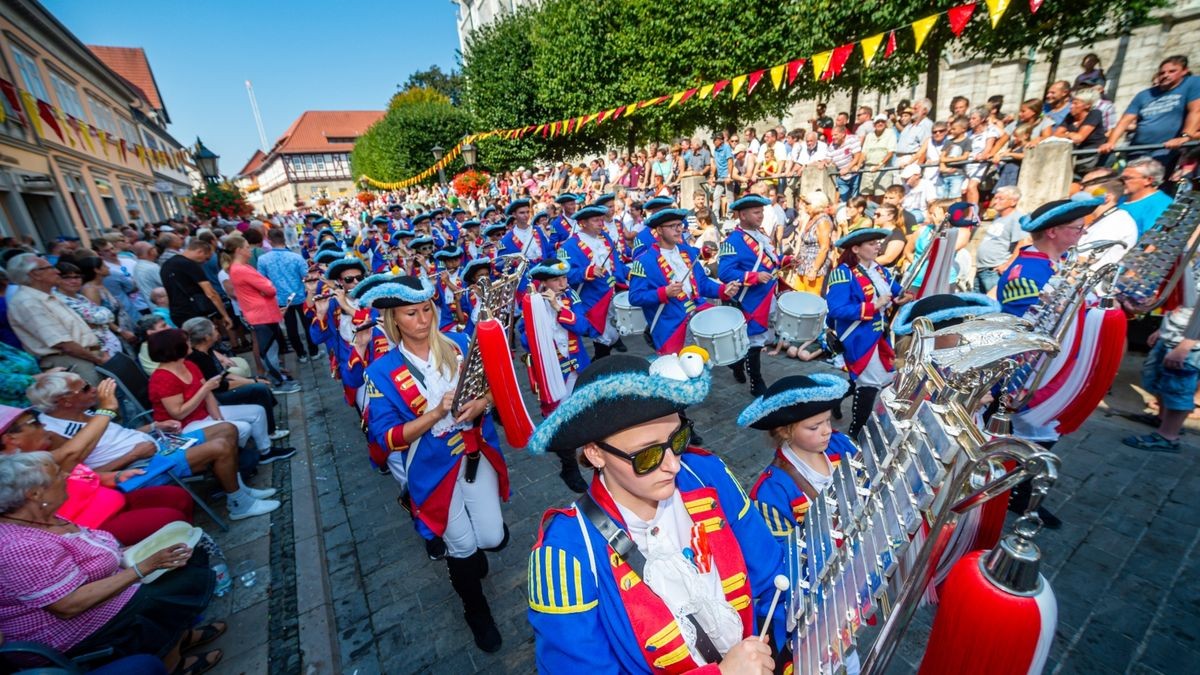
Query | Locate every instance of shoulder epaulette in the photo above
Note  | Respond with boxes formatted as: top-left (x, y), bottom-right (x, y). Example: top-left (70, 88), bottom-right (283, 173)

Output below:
top-left (527, 545), bottom-right (597, 615)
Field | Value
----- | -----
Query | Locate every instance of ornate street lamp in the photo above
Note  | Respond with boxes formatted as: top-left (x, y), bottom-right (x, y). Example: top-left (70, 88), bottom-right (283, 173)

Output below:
top-left (462, 140), bottom-right (477, 169)
top-left (431, 144), bottom-right (446, 184)
top-left (194, 137), bottom-right (220, 184)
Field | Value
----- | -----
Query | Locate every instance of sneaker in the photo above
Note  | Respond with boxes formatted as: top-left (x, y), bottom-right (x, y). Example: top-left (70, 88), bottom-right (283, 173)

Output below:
top-left (269, 429), bottom-right (291, 441)
top-left (1122, 432), bottom-right (1181, 453)
top-left (228, 496), bottom-right (281, 520)
top-left (242, 484), bottom-right (277, 499)
top-left (258, 446), bottom-right (297, 464)
top-left (271, 382), bottom-right (302, 395)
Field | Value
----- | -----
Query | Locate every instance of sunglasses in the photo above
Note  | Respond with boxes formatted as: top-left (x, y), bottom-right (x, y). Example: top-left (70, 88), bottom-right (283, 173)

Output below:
top-left (595, 419), bottom-right (691, 476)
top-left (341, 275), bottom-right (365, 284)
top-left (5, 417), bottom-right (44, 434)
top-left (60, 274), bottom-right (82, 280)
top-left (74, 383), bottom-right (93, 395)
top-left (32, 265), bottom-right (57, 273)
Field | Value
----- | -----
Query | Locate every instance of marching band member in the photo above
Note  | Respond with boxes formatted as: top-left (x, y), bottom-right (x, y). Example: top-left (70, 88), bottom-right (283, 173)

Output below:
top-left (631, 195), bottom-right (676, 258)
top-left (460, 257), bottom-right (494, 334)
top-left (461, 219), bottom-right (485, 259)
top-left (306, 257), bottom-right (369, 400)
top-left (500, 198), bottom-right (552, 265)
top-left (526, 353), bottom-right (785, 674)
top-left (559, 204), bottom-right (629, 358)
top-left (998, 199), bottom-right (1093, 318)
top-left (409, 235), bottom-right (438, 279)
top-left (628, 208), bottom-right (741, 355)
top-left (361, 275), bottom-right (510, 653)
top-left (358, 216), bottom-right (392, 274)
top-left (433, 246), bottom-right (467, 331)
top-left (387, 203), bottom-right (408, 234)
top-left (717, 194), bottom-right (794, 396)
top-left (592, 193), bottom-right (631, 262)
top-left (481, 205), bottom-right (500, 225)
top-left (737, 372), bottom-right (856, 660)
top-left (481, 221), bottom-right (507, 260)
top-left (550, 193), bottom-right (580, 248)
top-left (826, 227), bottom-right (914, 438)
top-left (520, 259), bottom-right (599, 493)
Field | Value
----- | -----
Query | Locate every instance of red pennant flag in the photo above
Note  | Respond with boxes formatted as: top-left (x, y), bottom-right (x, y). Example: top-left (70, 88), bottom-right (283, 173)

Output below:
top-left (563, 118), bottom-right (574, 134)
top-left (823, 44), bottom-right (855, 81)
top-left (885, 30), bottom-right (897, 58)
top-left (678, 87), bottom-right (699, 105)
top-left (612, 105), bottom-right (627, 120)
top-left (711, 80), bottom-right (731, 97)
top-left (786, 59), bottom-right (805, 85)
top-left (596, 109), bottom-right (610, 124)
top-left (36, 100), bottom-right (64, 141)
top-left (1029, 0), bottom-right (1043, 12)
top-left (118, 138), bottom-right (128, 161)
top-left (746, 70), bottom-right (766, 94)
top-left (948, 3), bottom-right (977, 36)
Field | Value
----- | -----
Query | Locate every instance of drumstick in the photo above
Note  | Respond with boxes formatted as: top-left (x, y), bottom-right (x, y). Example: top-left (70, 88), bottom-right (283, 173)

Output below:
top-left (759, 575), bottom-right (791, 641)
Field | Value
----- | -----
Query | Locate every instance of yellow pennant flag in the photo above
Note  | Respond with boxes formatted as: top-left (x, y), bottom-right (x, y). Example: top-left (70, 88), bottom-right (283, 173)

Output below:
top-left (769, 64), bottom-right (786, 90)
top-left (0, 100), bottom-right (5, 124)
top-left (912, 15), bottom-right (938, 52)
top-left (730, 74), bottom-right (747, 100)
top-left (811, 51), bottom-right (832, 80)
top-left (986, 0), bottom-right (1011, 27)
top-left (698, 83), bottom-right (714, 99)
top-left (19, 91), bottom-right (42, 138)
top-left (55, 108), bottom-right (76, 146)
top-left (97, 130), bottom-right (109, 156)
top-left (860, 33), bottom-right (885, 68)
top-left (669, 91), bottom-right (686, 107)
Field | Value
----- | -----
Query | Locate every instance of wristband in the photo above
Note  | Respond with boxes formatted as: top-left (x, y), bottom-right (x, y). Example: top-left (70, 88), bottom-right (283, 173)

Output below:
top-left (132, 562), bottom-right (146, 579)
top-left (94, 408), bottom-right (118, 419)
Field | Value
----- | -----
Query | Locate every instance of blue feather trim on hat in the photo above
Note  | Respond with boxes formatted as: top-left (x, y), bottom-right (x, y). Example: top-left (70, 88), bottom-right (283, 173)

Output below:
top-left (527, 368), bottom-right (712, 455)
top-left (736, 373), bottom-right (848, 428)
top-left (891, 292), bottom-right (1000, 336)
top-left (1023, 197), bottom-right (1103, 232)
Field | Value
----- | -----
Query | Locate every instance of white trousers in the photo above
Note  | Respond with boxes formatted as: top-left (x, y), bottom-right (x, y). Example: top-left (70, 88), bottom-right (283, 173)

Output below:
top-left (442, 457), bottom-right (506, 557)
top-left (184, 404), bottom-right (269, 450)
top-left (857, 350), bottom-right (895, 389)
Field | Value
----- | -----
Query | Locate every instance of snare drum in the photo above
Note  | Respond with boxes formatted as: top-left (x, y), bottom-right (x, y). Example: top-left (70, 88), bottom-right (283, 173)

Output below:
top-left (688, 306), bottom-right (749, 366)
top-left (773, 291), bottom-right (827, 343)
top-left (612, 291), bottom-right (646, 336)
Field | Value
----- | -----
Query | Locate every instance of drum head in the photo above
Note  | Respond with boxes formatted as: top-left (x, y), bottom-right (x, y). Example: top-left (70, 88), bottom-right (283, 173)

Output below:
top-left (689, 306), bottom-right (746, 335)
top-left (613, 291), bottom-right (633, 310)
top-left (779, 291), bottom-right (827, 316)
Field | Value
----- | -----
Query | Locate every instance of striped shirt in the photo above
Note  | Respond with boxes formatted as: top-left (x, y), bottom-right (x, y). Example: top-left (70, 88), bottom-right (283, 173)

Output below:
top-left (828, 134), bottom-right (862, 174)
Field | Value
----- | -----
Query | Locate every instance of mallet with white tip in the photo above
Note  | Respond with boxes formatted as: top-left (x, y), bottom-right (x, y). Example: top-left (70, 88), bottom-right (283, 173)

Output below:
top-left (758, 574), bottom-right (791, 641)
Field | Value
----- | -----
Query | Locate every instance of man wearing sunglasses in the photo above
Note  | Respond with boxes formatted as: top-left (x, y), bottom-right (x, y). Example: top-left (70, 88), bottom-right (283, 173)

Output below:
top-left (6, 253), bottom-right (106, 385)
top-left (307, 257), bottom-right (368, 382)
top-left (527, 354), bottom-right (785, 674)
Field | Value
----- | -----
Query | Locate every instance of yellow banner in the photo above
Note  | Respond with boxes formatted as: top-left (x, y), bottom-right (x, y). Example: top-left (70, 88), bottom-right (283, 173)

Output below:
top-left (860, 33), bottom-right (884, 68)
top-left (986, 0), bottom-right (1011, 27)
top-left (912, 15), bottom-right (938, 52)
top-left (769, 64), bottom-right (786, 90)
top-left (811, 50), bottom-right (832, 79)
top-left (19, 91), bottom-right (42, 138)
top-left (729, 74), bottom-right (747, 100)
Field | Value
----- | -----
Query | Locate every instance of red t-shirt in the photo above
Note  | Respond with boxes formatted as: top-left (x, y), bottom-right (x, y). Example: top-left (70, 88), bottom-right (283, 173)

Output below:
top-left (148, 360), bottom-right (209, 427)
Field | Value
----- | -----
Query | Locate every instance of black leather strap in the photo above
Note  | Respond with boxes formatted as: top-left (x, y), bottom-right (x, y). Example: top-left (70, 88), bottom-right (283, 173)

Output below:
top-left (577, 493), bottom-right (724, 665)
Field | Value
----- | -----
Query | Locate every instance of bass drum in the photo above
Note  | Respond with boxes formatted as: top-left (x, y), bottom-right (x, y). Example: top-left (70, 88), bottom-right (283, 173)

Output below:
top-left (688, 306), bottom-right (749, 367)
top-left (774, 291), bottom-right (827, 343)
top-left (612, 291), bottom-right (647, 336)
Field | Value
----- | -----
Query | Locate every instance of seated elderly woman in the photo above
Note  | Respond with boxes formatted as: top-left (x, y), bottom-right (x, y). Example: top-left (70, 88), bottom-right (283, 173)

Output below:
top-left (136, 314), bottom-right (171, 374)
top-left (26, 371), bottom-right (279, 523)
top-left (0, 451), bottom-right (223, 674)
top-left (181, 317), bottom-right (291, 449)
top-left (146, 329), bottom-right (292, 467)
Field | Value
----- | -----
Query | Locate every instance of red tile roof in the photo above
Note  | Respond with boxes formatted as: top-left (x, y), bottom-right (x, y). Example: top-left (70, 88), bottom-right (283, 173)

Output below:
top-left (87, 45), bottom-right (164, 111)
top-left (238, 150), bottom-right (267, 177)
top-left (270, 110), bottom-right (384, 154)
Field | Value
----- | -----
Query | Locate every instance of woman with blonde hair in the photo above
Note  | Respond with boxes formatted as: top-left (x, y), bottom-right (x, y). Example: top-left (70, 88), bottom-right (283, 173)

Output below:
top-left (359, 275), bottom-right (509, 654)
top-left (782, 190), bottom-right (834, 294)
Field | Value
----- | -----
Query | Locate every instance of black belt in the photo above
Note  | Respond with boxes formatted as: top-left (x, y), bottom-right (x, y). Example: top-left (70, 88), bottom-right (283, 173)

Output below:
top-left (577, 493), bottom-right (724, 665)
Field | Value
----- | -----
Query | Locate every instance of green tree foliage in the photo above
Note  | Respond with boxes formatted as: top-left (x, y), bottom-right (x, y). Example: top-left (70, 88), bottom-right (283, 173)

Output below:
top-left (350, 101), bottom-right (475, 182)
top-left (401, 65), bottom-right (465, 105)
top-left (388, 86), bottom-right (450, 112)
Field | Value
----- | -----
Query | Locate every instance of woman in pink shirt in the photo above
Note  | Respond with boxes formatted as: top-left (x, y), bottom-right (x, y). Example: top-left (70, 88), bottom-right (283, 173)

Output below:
top-left (223, 235), bottom-right (292, 388)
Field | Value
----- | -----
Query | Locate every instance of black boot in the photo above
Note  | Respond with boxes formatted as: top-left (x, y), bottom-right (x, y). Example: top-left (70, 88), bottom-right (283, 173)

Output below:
top-left (555, 449), bottom-right (588, 493)
top-left (593, 341), bottom-right (612, 360)
top-left (447, 551), bottom-right (502, 653)
top-left (747, 347), bottom-right (767, 397)
top-left (847, 385), bottom-right (878, 440)
top-left (729, 359), bottom-right (747, 384)
top-left (613, 337), bottom-right (628, 353)
top-left (832, 381), bottom-right (854, 421)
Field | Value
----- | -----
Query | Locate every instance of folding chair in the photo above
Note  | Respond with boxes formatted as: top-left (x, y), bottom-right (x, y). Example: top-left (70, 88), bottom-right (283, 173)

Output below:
top-left (0, 641), bottom-right (112, 674)
top-left (100, 354), bottom-right (229, 532)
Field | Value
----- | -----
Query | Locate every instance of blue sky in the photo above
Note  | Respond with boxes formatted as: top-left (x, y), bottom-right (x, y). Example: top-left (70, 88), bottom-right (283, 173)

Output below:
top-left (43, 0), bottom-right (461, 175)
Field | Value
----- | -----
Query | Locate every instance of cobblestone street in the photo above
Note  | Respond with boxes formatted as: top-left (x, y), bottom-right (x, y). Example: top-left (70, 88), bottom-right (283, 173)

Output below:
top-left (224, 339), bottom-right (1200, 675)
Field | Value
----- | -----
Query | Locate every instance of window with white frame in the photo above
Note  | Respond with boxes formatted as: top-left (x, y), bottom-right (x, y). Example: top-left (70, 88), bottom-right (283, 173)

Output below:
top-left (86, 95), bottom-right (117, 134)
top-left (63, 171), bottom-right (102, 233)
top-left (10, 45), bottom-right (48, 101)
top-left (118, 117), bottom-right (137, 144)
top-left (48, 71), bottom-right (85, 118)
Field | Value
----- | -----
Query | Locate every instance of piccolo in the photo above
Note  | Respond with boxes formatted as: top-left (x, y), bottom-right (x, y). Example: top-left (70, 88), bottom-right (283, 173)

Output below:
top-left (354, 318), bottom-right (383, 334)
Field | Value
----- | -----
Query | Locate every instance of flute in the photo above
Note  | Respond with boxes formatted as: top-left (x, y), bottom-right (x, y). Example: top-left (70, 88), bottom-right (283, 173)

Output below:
top-left (354, 318), bottom-right (383, 334)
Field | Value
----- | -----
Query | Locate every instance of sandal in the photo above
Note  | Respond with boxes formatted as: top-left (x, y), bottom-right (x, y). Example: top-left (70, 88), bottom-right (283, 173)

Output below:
top-left (173, 649), bottom-right (222, 675)
top-left (180, 621), bottom-right (227, 652)
top-left (1121, 432), bottom-right (1181, 453)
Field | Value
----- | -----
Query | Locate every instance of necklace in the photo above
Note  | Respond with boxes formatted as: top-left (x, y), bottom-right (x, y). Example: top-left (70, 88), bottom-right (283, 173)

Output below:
top-left (0, 513), bottom-right (67, 528)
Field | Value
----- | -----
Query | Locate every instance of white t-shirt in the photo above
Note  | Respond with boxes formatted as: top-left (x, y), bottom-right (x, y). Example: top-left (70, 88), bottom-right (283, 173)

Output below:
top-left (789, 141), bottom-right (829, 166)
top-left (1080, 207), bottom-right (1139, 270)
top-left (756, 140), bottom-right (788, 164)
top-left (40, 413), bottom-right (155, 468)
top-left (901, 180), bottom-right (938, 217)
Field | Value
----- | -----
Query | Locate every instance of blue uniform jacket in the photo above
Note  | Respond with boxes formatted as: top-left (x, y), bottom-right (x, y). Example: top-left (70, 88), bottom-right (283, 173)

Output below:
top-left (559, 232), bottom-right (629, 335)
top-left (528, 450), bottom-right (787, 673)
top-left (629, 244), bottom-right (727, 354)
top-left (825, 263), bottom-right (899, 379)
top-left (717, 229), bottom-right (781, 337)
top-left (998, 246), bottom-right (1056, 317)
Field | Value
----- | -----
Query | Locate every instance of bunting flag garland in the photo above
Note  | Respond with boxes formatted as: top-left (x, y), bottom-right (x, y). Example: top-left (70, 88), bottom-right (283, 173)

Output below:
top-left (36, 100), bottom-right (64, 141)
top-left (118, 138), bottom-right (128, 162)
top-left (19, 91), bottom-right (42, 138)
top-left (729, 74), bottom-right (747, 99)
top-left (97, 130), bottom-right (109, 157)
top-left (746, 69), bottom-right (766, 94)
top-left (0, 102), bottom-right (5, 125)
top-left (986, 0), bottom-right (1012, 26)
top-left (360, 0), bottom-right (1035, 190)
top-left (860, 33), bottom-right (885, 68)
top-left (811, 50), bottom-right (832, 80)
top-left (0, 80), bottom-right (24, 124)
top-left (912, 14), bottom-right (939, 52)
top-left (947, 2), bottom-right (977, 36)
